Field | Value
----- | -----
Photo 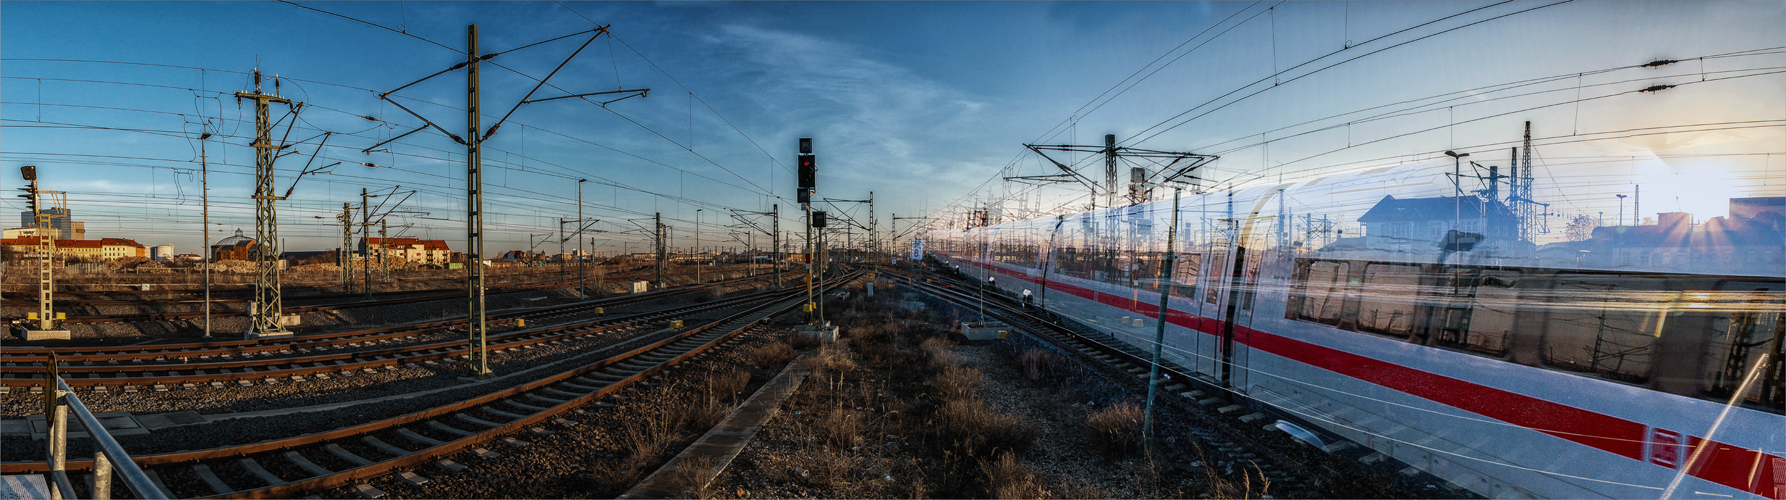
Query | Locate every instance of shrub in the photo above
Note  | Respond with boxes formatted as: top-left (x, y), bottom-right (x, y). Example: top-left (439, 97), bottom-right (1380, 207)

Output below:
top-left (936, 399), bottom-right (1038, 457)
top-left (747, 342), bottom-right (795, 369)
top-left (1084, 402), bottom-right (1144, 456)
top-left (1018, 349), bottom-right (1064, 384)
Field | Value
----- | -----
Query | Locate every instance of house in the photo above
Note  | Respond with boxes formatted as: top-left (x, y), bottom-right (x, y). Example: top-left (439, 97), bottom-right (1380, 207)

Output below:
top-left (1352, 195), bottom-right (1517, 252)
top-left (359, 237), bottom-right (452, 265)
top-left (1546, 206), bottom-right (1786, 274)
top-left (0, 236), bottom-right (145, 261)
top-left (212, 229), bottom-right (257, 261)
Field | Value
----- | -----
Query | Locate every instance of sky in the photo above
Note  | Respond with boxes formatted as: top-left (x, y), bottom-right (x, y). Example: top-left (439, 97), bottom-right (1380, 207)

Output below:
top-left (2, 1), bottom-right (1782, 255)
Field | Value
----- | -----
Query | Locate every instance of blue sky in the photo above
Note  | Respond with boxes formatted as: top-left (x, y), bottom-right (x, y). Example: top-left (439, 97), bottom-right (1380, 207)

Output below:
top-left (3, 1), bottom-right (1782, 254)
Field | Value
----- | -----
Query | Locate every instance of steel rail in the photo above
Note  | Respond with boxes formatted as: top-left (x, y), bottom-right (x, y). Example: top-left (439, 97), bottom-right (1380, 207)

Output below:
top-left (0, 279), bottom-right (791, 386)
top-left (0, 272), bottom-right (766, 359)
top-left (0, 272), bottom-right (859, 500)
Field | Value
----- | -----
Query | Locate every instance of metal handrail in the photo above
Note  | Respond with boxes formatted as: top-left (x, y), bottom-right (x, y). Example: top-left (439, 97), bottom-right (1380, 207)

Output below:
top-left (42, 354), bottom-right (169, 500)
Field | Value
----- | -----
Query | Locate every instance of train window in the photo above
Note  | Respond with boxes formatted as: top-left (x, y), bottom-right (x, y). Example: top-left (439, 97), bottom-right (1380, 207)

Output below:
top-left (1293, 261), bottom-right (1350, 326)
top-left (1435, 270), bottom-right (1518, 355)
top-left (1542, 274), bottom-right (1665, 383)
top-left (1357, 263), bottom-right (1421, 336)
top-left (1204, 251), bottom-right (1228, 304)
top-left (1701, 282), bottom-right (1784, 412)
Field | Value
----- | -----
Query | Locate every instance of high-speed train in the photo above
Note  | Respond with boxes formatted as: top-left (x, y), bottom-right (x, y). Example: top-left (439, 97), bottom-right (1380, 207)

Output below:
top-left (924, 161), bottom-right (1783, 499)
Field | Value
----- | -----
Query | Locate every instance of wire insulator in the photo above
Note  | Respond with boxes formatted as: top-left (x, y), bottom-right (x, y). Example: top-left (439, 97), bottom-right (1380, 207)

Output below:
top-left (1640, 59), bottom-right (1680, 68)
top-left (1639, 84), bottom-right (1677, 93)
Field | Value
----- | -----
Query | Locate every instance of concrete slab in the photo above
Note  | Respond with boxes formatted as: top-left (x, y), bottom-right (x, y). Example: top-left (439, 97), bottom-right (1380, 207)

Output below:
top-left (0, 419), bottom-right (30, 436)
top-left (136, 411), bottom-right (207, 430)
top-left (26, 412), bottom-right (148, 439)
top-left (0, 474), bottom-right (51, 500)
top-left (21, 330), bottom-right (71, 341)
top-left (620, 352), bottom-right (812, 499)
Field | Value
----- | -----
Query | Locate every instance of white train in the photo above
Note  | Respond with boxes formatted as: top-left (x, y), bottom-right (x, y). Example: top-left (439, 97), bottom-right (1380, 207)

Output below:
top-left (924, 161), bottom-right (1783, 499)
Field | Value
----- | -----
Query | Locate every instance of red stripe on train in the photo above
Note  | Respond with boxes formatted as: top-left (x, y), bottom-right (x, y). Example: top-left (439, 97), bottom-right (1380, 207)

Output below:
top-left (937, 253), bottom-right (1783, 498)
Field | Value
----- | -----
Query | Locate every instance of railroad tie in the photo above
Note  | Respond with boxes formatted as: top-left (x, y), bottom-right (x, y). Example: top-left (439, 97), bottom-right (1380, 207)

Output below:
top-left (539, 387), bottom-right (582, 399)
top-left (236, 458), bottom-right (287, 486)
top-left (482, 407), bottom-right (526, 420)
top-left (426, 421), bottom-right (476, 437)
top-left (396, 428), bottom-right (446, 447)
top-left (142, 469), bottom-right (172, 495)
top-left (528, 427), bottom-right (555, 437)
top-left (284, 451), bottom-right (333, 476)
top-left (433, 459), bottom-right (466, 473)
top-left (1217, 405), bottom-right (1244, 414)
top-left (453, 413), bottom-right (503, 429)
top-left (324, 444), bottom-right (376, 467)
top-left (553, 418), bottom-right (579, 427)
top-left (559, 381), bottom-right (599, 392)
top-left (472, 448), bottom-right (502, 459)
top-left (398, 471), bottom-right (431, 487)
top-left (190, 464), bottom-right (235, 496)
top-left (523, 393), bottom-right (569, 406)
top-left (210, 381), bottom-right (226, 389)
top-left (354, 483), bottom-right (387, 499)
top-left (505, 400), bottom-right (549, 413)
top-left (501, 437), bottom-right (531, 448)
top-left (361, 436), bottom-right (412, 458)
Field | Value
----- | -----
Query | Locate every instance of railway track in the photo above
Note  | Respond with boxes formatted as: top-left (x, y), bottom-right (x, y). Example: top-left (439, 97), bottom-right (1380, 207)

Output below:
top-left (0, 271), bottom-right (858, 499)
top-left (886, 266), bottom-right (1340, 493)
top-left (0, 266), bottom-right (716, 324)
top-left (0, 275), bottom-right (783, 387)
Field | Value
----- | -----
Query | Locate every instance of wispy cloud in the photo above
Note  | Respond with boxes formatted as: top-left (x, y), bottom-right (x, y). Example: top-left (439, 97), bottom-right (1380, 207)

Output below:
top-left (699, 24), bottom-right (989, 185)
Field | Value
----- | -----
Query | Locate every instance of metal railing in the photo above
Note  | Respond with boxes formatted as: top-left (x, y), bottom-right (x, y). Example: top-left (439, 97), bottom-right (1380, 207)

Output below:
top-left (40, 353), bottom-right (169, 500)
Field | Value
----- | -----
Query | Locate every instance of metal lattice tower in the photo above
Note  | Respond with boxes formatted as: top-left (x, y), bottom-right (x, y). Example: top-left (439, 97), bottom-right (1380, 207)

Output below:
top-left (237, 69), bottom-right (294, 338)
top-left (18, 168), bottom-right (64, 332)
top-left (1518, 121), bottom-right (1537, 242)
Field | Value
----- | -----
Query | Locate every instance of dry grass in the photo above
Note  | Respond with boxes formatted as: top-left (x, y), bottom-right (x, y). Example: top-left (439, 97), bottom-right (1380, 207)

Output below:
top-left (935, 398), bottom-right (1039, 457)
top-left (979, 451), bottom-right (1052, 499)
top-left (801, 343), bottom-right (857, 376)
top-left (670, 455), bottom-right (719, 500)
top-left (1084, 402), bottom-right (1144, 457)
top-left (819, 408), bottom-right (864, 449)
top-left (746, 342), bottom-right (795, 369)
top-left (708, 368), bottom-right (752, 399)
top-left (930, 366), bottom-right (984, 402)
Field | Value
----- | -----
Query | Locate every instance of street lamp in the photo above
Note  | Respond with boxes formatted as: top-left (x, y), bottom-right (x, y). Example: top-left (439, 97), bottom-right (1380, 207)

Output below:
top-left (1445, 150), bottom-right (1469, 234)
top-left (1616, 194), bottom-right (1628, 227)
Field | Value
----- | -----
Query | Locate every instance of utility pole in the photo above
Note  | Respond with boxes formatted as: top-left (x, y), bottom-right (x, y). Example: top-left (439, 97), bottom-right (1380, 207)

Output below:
top-left (465, 24), bottom-right (491, 376)
top-left (361, 188), bottom-right (373, 301)
top-left (1105, 134), bottom-right (1117, 209)
top-left (379, 220), bottom-right (389, 281)
top-left (1144, 186), bottom-right (1184, 450)
top-left (200, 132), bottom-right (213, 338)
top-left (695, 208), bottom-right (703, 283)
top-left (772, 204), bottom-right (781, 287)
top-left (868, 191), bottom-right (876, 262)
top-left (654, 212), bottom-right (666, 288)
top-left (237, 68), bottom-right (295, 339)
top-left (374, 23), bottom-right (646, 377)
top-left (577, 179), bottom-right (586, 298)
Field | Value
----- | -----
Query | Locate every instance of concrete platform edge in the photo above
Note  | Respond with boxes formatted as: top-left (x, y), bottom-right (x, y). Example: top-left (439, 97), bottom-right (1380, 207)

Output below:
top-left (619, 351), bottom-right (813, 499)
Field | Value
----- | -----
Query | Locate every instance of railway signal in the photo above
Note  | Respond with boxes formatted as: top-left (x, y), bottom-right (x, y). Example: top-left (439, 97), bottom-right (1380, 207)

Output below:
top-left (17, 166), bottom-right (69, 340)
